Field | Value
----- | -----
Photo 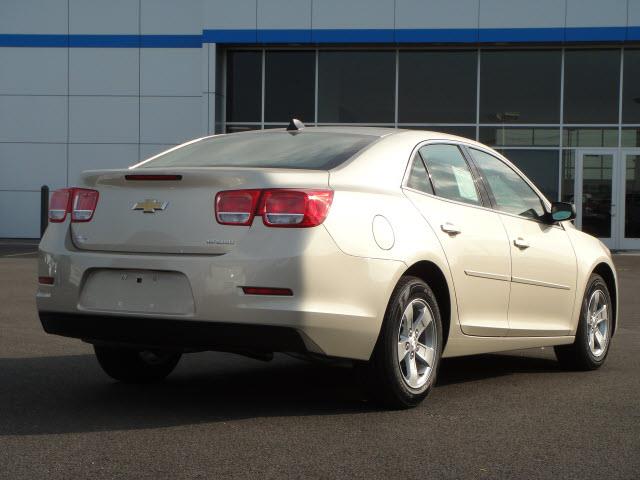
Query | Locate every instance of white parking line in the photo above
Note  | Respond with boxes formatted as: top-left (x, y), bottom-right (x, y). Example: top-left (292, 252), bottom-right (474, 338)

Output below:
top-left (1, 251), bottom-right (38, 257)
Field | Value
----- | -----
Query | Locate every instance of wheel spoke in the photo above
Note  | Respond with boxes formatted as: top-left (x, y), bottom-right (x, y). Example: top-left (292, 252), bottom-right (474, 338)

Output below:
top-left (587, 296), bottom-right (596, 318)
top-left (594, 290), bottom-right (602, 309)
top-left (589, 331), bottom-right (596, 352)
top-left (594, 305), bottom-right (607, 324)
top-left (397, 339), bottom-right (409, 363)
top-left (414, 308), bottom-right (433, 337)
top-left (406, 355), bottom-right (418, 386)
top-left (594, 329), bottom-right (606, 349)
top-left (415, 343), bottom-right (435, 367)
top-left (403, 306), bottom-right (414, 334)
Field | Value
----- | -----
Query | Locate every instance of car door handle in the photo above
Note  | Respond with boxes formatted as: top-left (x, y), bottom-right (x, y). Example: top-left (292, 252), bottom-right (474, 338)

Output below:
top-left (513, 237), bottom-right (530, 249)
top-left (441, 222), bottom-right (462, 235)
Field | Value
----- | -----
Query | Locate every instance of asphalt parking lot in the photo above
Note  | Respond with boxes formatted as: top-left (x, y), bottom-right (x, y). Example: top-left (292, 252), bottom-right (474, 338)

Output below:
top-left (1, 250), bottom-right (639, 479)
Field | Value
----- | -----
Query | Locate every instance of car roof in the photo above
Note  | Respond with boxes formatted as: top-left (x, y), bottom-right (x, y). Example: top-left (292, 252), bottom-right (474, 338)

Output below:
top-left (231, 125), bottom-right (479, 144)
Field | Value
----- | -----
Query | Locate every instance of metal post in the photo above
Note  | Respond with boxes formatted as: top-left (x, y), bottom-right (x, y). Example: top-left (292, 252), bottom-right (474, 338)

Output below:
top-left (40, 185), bottom-right (49, 238)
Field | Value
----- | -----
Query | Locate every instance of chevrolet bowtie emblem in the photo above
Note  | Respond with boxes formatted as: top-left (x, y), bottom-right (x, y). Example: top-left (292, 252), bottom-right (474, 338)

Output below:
top-left (131, 199), bottom-right (168, 213)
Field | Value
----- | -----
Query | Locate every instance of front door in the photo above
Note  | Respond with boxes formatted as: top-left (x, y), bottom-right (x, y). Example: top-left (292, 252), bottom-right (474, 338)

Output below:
top-left (466, 146), bottom-right (577, 337)
top-left (619, 150), bottom-right (640, 249)
top-left (575, 150), bottom-right (619, 249)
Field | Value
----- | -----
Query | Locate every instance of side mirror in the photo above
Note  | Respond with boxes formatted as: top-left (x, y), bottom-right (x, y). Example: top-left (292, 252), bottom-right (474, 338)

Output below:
top-left (549, 201), bottom-right (576, 223)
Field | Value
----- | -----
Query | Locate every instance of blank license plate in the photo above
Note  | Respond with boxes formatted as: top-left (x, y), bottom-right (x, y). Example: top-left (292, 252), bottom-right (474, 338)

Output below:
top-left (79, 269), bottom-right (194, 315)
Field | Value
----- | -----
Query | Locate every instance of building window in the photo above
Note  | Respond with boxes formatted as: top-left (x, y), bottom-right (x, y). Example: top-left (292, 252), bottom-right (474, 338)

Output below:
top-left (500, 149), bottom-right (560, 201)
top-left (226, 51), bottom-right (262, 123)
top-left (480, 127), bottom-right (560, 147)
top-left (265, 51), bottom-right (315, 123)
top-left (403, 125), bottom-right (477, 139)
top-left (563, 49), bottom-right (620, 124)
top-left (480, 50), bottom-right (561, 124)
top-left (318, 51), bottom-right (395, 123)
top-left (622, 49), bottom-right (640, 124)
top-left (398, 51), bottom-right (476, 123)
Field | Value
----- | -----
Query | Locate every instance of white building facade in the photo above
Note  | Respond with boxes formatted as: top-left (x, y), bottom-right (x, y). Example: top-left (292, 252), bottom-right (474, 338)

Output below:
top-left (1, 0), bottom-right (640, 249)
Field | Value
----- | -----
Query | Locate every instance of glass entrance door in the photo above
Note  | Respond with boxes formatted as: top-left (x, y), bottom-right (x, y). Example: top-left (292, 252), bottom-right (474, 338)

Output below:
top-left (575, 150), bottom-right (618, 248)
top-left (620, 150), bottom-right (640, 249)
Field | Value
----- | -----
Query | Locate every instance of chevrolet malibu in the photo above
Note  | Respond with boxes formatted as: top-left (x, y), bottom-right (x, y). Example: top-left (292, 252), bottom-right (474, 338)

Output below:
top-left (37, 122), bottom-right (617, 408)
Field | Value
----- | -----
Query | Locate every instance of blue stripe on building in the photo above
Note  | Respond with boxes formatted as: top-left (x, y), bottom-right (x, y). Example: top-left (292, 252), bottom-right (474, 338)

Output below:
top-left (0, 34), bottom-right (202, 48)
top-left (1, 27), bottom-right (639, 47)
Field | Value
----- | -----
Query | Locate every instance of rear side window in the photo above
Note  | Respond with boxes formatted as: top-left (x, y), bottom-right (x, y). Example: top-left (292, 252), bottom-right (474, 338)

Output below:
top-left (406, 154), bottom-right (434, 194)
top-left (419, 144), bottom-right (481, 206)
top-left (469, 148), bottom-right (545, 219)
top-left (137, 131), bottom-right (376, 170)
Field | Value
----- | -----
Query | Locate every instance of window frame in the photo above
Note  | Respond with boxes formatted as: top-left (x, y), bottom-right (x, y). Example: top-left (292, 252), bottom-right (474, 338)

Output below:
top-left (405, 152), bottom-right (435, 195)
top-left (401, 140), bottom-right (559, 227)
top-left (401, 140), bottom-right (492, 209)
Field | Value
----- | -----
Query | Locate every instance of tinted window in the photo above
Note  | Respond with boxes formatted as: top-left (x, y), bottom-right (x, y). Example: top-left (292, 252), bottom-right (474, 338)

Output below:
top-left (399, 51), bottom-right (477, 123)
top-left (318, 51), bottom-right (395, 123)
top-left (420, 144), bottom-right (481, 206)
top-left (406, 154), bottom-right (434, 194)
top-left (470, 148), bottom-right (545, 219)
top-left (500, 149), bottom-right (559, 201)
top-left (265, 51), bottom-right (315, 123)
top-left (564, 50), bottom-right (620, 124)
top-left (479, 127), bottom-right (559, 147)
top-left (226, 51), bottom-right (262, 122)
top-left (138, 132), bottom-right (376, 170)
top-left (480, 50), bottom-right (561, 124)
top-left (563, 127), bottom-right (619, 147)
top-left (622, 49), bottom-right (640, 123)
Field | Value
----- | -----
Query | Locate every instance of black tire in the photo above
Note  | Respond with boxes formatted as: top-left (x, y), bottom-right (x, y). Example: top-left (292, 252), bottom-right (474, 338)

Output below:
top-left (358, 276), bottom-right (443, 409)
top-left (555, 273), bottom-right (613, 371)
top-left (94, 345), bottom-right (181, 383)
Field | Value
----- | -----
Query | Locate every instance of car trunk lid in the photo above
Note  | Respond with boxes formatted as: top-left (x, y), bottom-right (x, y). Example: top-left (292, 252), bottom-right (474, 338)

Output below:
top-left (71, 168), bottom-right (329, 254)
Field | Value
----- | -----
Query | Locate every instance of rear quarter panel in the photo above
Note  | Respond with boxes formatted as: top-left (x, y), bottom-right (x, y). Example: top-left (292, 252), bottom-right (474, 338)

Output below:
top-left (325, 132), bottom-right (465, 350)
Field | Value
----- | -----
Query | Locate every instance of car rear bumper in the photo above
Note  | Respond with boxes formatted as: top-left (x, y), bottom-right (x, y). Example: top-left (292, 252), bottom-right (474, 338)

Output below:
top-left (36, 222), bottom-right (406, 360)
top-left (39, 312), bottom-right (308, 353)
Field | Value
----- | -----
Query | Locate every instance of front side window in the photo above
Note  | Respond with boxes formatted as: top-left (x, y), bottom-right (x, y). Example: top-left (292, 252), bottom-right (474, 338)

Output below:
top-left (469, 148), bottom-right (545, 219)
top-left (419, 144), bottom-right (481, 206)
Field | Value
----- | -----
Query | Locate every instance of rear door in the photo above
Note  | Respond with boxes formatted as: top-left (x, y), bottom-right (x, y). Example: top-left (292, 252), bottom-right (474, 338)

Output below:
top-left (403, 143), bottom-right (511, 336)
top-left (467, 147), bottom-right (577, 336)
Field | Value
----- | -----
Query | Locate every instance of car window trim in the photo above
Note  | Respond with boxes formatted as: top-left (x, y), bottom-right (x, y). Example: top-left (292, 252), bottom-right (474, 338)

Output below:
top-left (416, 151), bottom-right (436, 195)
top-left (406, 152), bottom-right (435, 195)
top-left (458, 145), bottom-right (493, 207)
top-left (401, 139), bottom-right (564, 229)
top-left (413, 142), bottom-right (491, 209)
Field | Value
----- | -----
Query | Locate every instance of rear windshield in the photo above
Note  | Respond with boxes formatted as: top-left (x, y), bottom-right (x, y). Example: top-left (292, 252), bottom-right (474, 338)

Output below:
top-left (137, 131), bottom-right (377, 170)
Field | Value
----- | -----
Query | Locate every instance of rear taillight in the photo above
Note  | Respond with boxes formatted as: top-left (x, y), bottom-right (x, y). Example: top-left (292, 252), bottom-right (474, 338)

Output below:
top-left (71, 189), bottom-right (99, 222)
top-left (49, 188), bottom-right (72, 222)
top-left (214, 189), bottom-right (334, 228)
top-left (215, 189), bottom-right (262, 225)
top-left (261, 190), bottom-right (334, 227)
top-left (48, 188), bottom-right (99, 223)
